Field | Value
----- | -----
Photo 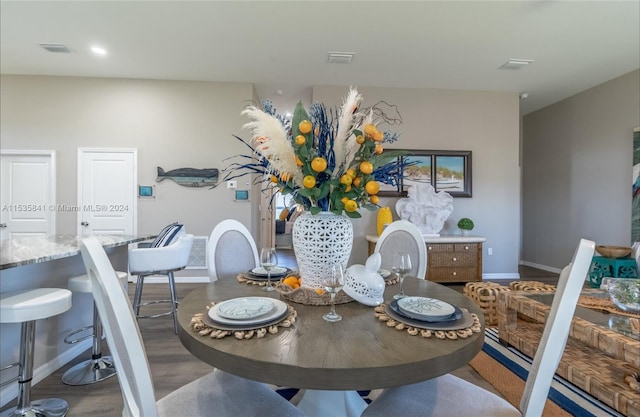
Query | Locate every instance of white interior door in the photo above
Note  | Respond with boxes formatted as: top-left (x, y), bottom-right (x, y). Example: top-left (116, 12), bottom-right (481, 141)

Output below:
top-left (77, 148), bottom-right (137, 236)
top-left (0, 150), bottom-right (56, 240)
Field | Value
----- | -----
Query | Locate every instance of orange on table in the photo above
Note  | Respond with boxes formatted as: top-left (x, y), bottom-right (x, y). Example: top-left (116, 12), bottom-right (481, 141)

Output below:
top-left (295, 135), bottom-right (306, 145)
top-left (365, 180), bottom-right (380, 195)
top-left (303, 175), bottom-right (316, 188)
top-left (283, 276), bottom-right (300, 289)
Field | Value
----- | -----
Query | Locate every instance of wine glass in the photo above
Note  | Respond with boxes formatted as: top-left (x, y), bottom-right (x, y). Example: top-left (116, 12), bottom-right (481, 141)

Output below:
top-left (392, 252), bottom-right (412, 300)
top-left (260, 247), bottom-right (278, 292)
top-left (322, 264), bottom-right (345, 322)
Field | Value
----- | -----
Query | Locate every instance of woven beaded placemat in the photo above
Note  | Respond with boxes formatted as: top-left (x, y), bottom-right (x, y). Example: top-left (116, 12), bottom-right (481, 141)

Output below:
top-left (373, 304), bottom-right (482, 340)
top-left (190, 301), bottom-right (297, 340)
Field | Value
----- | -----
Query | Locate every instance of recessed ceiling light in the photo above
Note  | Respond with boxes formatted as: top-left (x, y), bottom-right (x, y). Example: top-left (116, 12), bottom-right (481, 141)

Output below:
top-left (91, 46), bottom-right (107, 56)
top-left (39, 43), bottom-right (72, 53)
top-left (499, 59), bottom-right (534, 70)
top-left (328, 52), bottom-right (355, 64)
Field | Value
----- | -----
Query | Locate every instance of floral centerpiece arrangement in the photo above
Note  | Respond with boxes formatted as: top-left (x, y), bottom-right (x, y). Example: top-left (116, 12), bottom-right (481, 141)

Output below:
top-left (223, 87), bottom-right (405, 218)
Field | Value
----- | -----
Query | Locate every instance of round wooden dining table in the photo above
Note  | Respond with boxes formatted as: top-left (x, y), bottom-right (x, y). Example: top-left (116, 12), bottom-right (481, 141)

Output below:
top-left (177, 276), bottom-right (485, 417)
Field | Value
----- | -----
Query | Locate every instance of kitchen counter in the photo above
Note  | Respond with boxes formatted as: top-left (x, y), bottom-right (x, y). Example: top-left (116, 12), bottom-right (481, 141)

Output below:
top-left (1, 234), bottom-right (150, 270)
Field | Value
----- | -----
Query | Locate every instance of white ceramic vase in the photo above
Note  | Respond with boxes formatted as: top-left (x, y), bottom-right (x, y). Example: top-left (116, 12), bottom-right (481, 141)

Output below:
top-left (292, 211), bottom-right (354, 290)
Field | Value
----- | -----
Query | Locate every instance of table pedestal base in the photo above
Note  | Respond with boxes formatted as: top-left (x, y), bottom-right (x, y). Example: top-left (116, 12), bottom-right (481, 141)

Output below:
top-left (296, 389), bottom-right (367, 417)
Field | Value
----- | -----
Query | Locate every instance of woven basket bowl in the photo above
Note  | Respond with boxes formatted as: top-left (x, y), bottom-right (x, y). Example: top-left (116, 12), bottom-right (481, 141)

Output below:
top-left (595, 245), bottom-right (632, 259)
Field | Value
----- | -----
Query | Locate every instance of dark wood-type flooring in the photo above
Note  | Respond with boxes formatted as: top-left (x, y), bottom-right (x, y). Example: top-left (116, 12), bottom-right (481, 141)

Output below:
top-left (1, 250), bottom-right (560, 416)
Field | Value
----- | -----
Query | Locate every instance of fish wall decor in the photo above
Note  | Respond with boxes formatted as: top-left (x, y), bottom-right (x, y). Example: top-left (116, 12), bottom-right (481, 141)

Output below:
top-left (156, 167), bottom-right (219, 188)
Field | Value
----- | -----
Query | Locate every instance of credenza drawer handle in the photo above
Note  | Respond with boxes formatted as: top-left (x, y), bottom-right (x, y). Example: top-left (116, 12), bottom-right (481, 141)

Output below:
top-left (452, 257), bottom-right (457, 262)
top-left (428, 246), bottom-right (433, 250)
top-left (452, 271), bottom-right (457, 276)
top-left (464, 246), bottom-right (469, 250)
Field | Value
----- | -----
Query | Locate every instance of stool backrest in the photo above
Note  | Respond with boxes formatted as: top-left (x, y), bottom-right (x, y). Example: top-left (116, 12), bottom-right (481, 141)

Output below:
top-left (81, 237), bottom-right (158, 417)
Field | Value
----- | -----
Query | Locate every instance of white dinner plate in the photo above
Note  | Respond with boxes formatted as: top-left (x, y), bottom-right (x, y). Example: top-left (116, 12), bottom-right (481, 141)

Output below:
top-left (250, 266), bottom-right (288, 277)
top-left (216, 297), bottom-right (274, 320)
top-left (385, 304), bottom-right (474, 331)
top-left (390, 300), bottom-right (462, 322)
top-left (209, 298), bottom-right (288, 326)
top-left (397, 297), bottom-right (456, 319)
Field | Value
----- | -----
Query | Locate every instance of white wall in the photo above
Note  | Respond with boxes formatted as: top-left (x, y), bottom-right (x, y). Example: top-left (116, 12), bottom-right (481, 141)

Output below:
top-left (1, 76), bottom-right (522, 276)
top-left (0, 75), bottom-right (255, 242)
top-left (522, 70), bottom-right (640, 269)
top-left (313, 85), bottom-right (521, 277)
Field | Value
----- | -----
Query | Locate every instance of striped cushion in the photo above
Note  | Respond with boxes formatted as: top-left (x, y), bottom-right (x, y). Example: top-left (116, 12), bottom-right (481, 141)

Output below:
top-left (151, 223), bottom-right (184, 248)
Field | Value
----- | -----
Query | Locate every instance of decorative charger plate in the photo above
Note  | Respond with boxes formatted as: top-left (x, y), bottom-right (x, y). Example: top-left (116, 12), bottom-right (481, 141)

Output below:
top-left (397, 296), bottom-right (456, 320)
top-left (216, 297), bottom-right (274, 320)
top-left (208, 298), bottom-right (288, 327)
top-left (385, 303), bottom-right (474, 331)
top-left (390, 299), bottom-right (462, 322)
top-left (248, 266), bottom-right (290, 278)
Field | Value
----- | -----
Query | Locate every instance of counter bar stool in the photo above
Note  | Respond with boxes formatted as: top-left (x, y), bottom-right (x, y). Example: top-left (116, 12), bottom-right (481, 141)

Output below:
top-left (0, 288), bottom-right (72, 417)
top-left (61, 271), bottom-right (128, 385)
top-left (129, 233), bottom-right (193, 334)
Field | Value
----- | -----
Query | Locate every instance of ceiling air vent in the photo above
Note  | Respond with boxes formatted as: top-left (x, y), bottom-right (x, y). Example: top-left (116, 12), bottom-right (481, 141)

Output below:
top-left (499, 59), bottom-right (534, 70)
top-left (39, 43), bottom-right (72, 53)
top-left (328, 52), bottom-right (355, 64)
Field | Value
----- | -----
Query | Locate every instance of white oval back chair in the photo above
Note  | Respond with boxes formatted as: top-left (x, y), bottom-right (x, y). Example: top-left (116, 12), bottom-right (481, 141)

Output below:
top-left (80, 237), bottom-right (306, 417)
top-left (374, 220), bottom-right (427, 279)
top-left (207, 219), bottom-right (260, 281)
top-left (362, 238), bottom-right (595, 417)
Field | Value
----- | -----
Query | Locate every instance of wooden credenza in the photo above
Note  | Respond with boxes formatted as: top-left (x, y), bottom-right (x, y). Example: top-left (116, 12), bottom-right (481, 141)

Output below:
top-left (366, 235), bottom-right (485, 283)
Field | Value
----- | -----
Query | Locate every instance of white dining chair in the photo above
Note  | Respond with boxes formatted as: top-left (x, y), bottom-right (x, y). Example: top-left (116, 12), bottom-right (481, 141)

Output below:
top-left (362, 238), bottom-right (595, 417)
top-left (207, 219), bottom-right (260, 281)
top-left (79, 237), bottom-right (306, 417)
top-left (374, 220), bottom-right (427, 279)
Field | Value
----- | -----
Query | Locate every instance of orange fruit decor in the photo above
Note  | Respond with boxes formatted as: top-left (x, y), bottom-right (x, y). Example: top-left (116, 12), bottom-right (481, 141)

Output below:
top-left (283, 276), bottom-right (300, 289)
top-left (270, 175), bottom-right (278, 183)
top-left (311, 157), bottom-right (327, 172)
top-left (365, 180), bottom-right (380, 195)
top-left (359, 161), bottom-right (374, 175)
top-left (370, 195), bottom-right (380, 205)
top-left (364, 123), bottom-right (377, 136)
top-left (295, 135), bottom-right (306, 145)
top-left (353, 177), bottom-right (362, 187)
top-left (315, 288), bottom-right (325, 295)
top-left (344, 200), bottom-right (358, 212)
top-left (299, 120), bottom-right (312, 134)
top-left (372, 130), bottom-right (384, 142)
top-left (303, 175), bottom-right (316, 188)
top-left (295, 156), bottom-right (304, 166)
top-left (346, 168), bottom-right (357, 178)
top-left (375, 144), bottom-right (383, 154)
top-left (340, 175), bottom-right (353, 185)
top-left (356, 135), bottom-right (365, 144)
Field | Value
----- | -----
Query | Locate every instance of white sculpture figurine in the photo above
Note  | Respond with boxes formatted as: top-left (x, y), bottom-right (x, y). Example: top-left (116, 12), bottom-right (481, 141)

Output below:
top-left (395, 183), bottom-right (453, 236)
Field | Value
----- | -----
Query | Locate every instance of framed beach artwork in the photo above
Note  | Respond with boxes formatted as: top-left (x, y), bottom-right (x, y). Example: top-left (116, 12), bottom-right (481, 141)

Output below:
top-left (379, 150), bottom-right (472, 198)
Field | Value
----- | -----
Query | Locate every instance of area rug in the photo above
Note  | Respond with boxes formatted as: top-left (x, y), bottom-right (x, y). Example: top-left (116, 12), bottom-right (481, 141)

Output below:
top-left (478, 328), bottom-right (624, 417)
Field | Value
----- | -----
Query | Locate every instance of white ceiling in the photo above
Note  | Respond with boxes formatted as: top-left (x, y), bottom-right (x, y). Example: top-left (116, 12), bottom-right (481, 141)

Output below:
top-left (1, 1), bottom-right (638, 115)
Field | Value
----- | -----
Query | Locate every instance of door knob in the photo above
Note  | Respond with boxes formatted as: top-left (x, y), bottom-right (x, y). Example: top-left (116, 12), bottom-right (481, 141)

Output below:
top-left (0, 223), bottom-right (7, 228)
top-left (81, 221), bottom-right (90, 226)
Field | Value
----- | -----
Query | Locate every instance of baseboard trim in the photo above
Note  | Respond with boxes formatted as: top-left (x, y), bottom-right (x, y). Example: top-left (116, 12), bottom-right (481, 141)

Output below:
top-left (134, 276), bottom-right (211, 284)
top-left (0, 339), bottom-right (92, 407)
top-left (519, 260), bottom-right (562, 275)
top-left (482, 273), bottom-right (521, 280)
